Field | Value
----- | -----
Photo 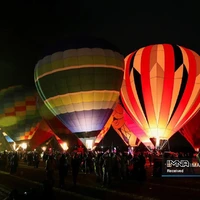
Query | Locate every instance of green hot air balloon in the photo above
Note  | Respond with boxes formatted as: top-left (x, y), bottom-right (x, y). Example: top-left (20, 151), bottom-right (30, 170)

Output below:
top-left (34, 37), bottom-right (124, 136)
top-left (0, 85), bottom-right (41, 142)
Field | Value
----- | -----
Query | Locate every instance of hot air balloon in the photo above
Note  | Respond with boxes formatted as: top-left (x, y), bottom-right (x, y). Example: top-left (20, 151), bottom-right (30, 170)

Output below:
top-left (34, 37), bottom-right (124, 140)
top-left (0, 85), bottom-right (41, 143)
top-left (112, 103), bottom-right (141, 148)
top-left (92, 114), bottom-right (113, 150)
top-left (121, 44), bottom-right (200, 149)
top-left (37, 96), bottom-right (83, 149)
top-left (93, 102), bottom-right (143, 150)
top-left (1, 130), bottom-right (14, 143)
top-left (29, 119), bottom-right (67, 151)
top-left (0, 130), bottom-right (12, 151)
top-left (29, 119), bottom-right (57, 150)
top-left (179, 110), bottom-right (200, 151)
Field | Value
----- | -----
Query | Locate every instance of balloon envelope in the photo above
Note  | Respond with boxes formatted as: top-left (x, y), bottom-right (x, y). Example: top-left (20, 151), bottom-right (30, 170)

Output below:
top-left (0, 85), bottom-right (41, 142)
top-left (34, 37), bottom-right (124, 135)
top-left (121, 44), bottom-right (200, 146)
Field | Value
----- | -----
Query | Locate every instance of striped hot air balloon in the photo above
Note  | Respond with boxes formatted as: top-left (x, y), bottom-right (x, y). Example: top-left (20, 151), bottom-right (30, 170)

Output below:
top-left (34, 37), bottom-right (124, 137)
top-left (0, 85), bottom-right (41, 142)
top-left (121, 44), bottom-right (200, 148)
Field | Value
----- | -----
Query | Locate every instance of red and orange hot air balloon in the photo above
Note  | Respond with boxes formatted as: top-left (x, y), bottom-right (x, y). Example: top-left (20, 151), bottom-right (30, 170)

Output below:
top-left (121, 44), bottom-right (200, 149)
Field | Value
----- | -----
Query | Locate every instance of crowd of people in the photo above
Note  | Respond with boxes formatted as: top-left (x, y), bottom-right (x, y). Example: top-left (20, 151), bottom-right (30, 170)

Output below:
top-left (0, 148), bottom-right (149, 187)
top-left (0, 148), bottom-right (199, 189)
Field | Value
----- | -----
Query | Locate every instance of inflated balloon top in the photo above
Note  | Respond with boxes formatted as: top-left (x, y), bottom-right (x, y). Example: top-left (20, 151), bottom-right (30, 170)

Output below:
top-left (34, 36), bottom-right (124, 134)
top-left (121, 44), bottom-right (200, 147)
top-left (0, 85), bottom-right (41, 141)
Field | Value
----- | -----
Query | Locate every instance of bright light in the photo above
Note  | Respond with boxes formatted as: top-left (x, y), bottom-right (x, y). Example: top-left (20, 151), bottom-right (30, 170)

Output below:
top-left (150, 128), bottom-right (165, 138)
top-left (60, 142), bottom-right (68, 151)
top-left (149, 128), bottom-right (166, 148)
top-left (13, 142), bottom-right (16, 150)
top-left (41, 146), bottom-right (47, 151)
top-left (21, 142), bottom-right (27, 150)
top-left (86, 139), bottom-right (94, 150)
top-left (2, 132), bottom-right (7, 136)
top-left (155, 136), bottom-right (160, 148)
top-left (13, 142), bottom-right (20, 151)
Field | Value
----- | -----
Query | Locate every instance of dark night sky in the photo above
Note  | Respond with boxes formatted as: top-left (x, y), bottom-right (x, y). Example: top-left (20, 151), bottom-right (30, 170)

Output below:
top-left (0, 0), bottom-right (198, 149)
top-left (0, 0), bottom-right (199, 89)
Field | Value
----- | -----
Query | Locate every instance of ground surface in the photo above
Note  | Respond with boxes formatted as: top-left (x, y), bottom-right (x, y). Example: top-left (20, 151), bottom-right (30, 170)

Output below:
top-left (1, 160), bottom-right (200, 199)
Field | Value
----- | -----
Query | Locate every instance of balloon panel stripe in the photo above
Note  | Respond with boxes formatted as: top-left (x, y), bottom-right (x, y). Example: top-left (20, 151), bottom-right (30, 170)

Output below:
top-left (167, 46), bottom-right (197, 132)
top-left (36, 65), bottom-right (124, 81)
top-left (45, 91), bottom-right (119, 106)
top-left (35, 50), bottom-right (124, 79)
top-left (122, 52), bottom-right (148, 127)
top-left (167, 45), bottom-right (188, 125)
top-left (173, 47), bottom-right (199, 128)
top-left (158, 44), bottom-right (175, 129)
top-left (141, 45), bottom-right (156, 128)
top-left (46, 100), bottom-right (117, 114)
top-left (36, 68), bottom-right (123, 99)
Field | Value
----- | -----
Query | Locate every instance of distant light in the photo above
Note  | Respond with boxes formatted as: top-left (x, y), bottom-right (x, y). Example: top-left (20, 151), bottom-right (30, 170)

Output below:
top-left (41, 146), bottom-right (47, 151)
top-left (21, 143), bottom-right (27, 150)
top-left (60, 142), bottom-right (68, 151)
top-left (86, 139), bottom-right (94, 150)
top-left (2, 132), bottom-right (7, 136)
